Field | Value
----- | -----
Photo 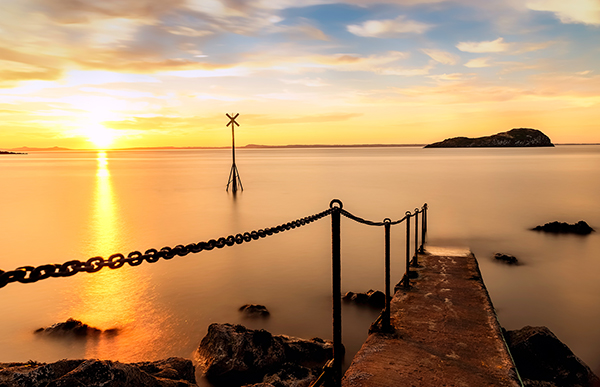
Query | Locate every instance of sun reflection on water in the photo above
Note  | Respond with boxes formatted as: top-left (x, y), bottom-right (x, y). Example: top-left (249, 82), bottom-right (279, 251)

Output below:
top-left (65, 151), bottom-right (168, 361)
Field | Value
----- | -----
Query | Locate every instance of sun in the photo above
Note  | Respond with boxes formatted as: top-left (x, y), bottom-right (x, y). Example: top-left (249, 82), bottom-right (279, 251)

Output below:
top-left (83, 123), bottom-right (118, 149)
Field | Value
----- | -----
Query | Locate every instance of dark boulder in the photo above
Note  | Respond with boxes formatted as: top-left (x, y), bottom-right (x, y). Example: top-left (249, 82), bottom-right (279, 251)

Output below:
top-left (34, 318), bottom-right (102, 337)
top-left (0, 357), bottom-right (197, 387)
top-left (424, 128), bottom-right (554, 148)
top-left (532, 221), bottom-right (594, 235)
top-left (195, 323), bottom-right (332, 386)
top-left (494, 253), bottom-right (519, 265)
top-left (239, 304), bottom-right (270, 317)
top-left (504, 326), bottom-right (600, 387)
top-left (342, 289), bottom-right (386, 308)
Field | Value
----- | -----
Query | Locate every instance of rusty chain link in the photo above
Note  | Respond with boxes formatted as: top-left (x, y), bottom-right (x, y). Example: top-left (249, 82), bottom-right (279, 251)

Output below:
top-left (341, 207), bottom-right (421, 226)
top-left (0, 208), bottom-right (333, 289)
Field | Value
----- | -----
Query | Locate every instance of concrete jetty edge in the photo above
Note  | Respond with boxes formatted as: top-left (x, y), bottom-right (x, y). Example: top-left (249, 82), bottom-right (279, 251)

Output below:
top-left (342, 247), bottom-right (523, 387)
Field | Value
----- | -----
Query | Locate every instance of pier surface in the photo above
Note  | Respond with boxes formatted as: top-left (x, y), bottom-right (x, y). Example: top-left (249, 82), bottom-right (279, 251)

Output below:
top-left (342, 247), bottom-right (521, 387)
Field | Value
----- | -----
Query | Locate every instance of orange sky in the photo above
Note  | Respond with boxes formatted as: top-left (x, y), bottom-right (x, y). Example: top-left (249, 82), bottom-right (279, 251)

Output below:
top-left (1, 0), bottom-right (599, 149)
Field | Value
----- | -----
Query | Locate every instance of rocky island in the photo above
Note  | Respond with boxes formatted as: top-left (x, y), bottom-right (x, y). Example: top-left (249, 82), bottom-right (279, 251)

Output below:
top-left (0, 150), bottom-right (27, 155)
top-left (424, 128), bottom-right (554, 148)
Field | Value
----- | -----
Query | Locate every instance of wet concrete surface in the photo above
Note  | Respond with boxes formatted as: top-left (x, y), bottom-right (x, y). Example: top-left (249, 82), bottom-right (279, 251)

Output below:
top-left (342, 247), bottom-right (522, 387)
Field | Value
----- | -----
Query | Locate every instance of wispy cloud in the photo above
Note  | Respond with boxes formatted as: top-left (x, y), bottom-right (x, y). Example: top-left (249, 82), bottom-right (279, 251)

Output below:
top-left (526, 0), bottom-right (600, 25)
top-left (456, 38), bottom-right (511, 53)
top-left (347, 15), bottom-right (432, 37)
top-left (245, 112), bottom-right (363, 125)
top-left (464, 57), bottom-right (492, 68)
top-left (420, 49), bottom-right (459, 65)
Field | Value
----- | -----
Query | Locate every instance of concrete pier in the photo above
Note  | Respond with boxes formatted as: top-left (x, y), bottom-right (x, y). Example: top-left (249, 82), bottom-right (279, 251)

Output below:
top-left (342, 247), bottom-right (522, 387)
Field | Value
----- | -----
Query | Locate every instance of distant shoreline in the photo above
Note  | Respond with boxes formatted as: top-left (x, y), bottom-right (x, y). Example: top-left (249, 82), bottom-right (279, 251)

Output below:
top-left (5, 143), bottom-right (599, 152)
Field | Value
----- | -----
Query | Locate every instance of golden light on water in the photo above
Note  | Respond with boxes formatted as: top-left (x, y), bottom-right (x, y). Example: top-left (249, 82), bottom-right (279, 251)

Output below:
top-left (64, 151), bottom-right (169, 360)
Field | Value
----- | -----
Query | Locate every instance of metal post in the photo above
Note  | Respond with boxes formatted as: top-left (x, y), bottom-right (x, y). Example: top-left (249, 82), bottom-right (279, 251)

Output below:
top-left (420, 203), bottom-right (427, 253)
top-left (330, 199), bottom-right (343, 386)
top-left (412, 208), bottom-right (419, 267)
top-left (231, 123), bottom-right (237, 192)
top-left (383, 219), bottom-right (391, 331)
top-left (404, 211), bottom-right (411, 289)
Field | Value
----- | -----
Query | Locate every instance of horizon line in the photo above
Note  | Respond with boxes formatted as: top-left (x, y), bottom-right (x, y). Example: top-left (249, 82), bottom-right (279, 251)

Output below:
top-left (4, 142), bottom-right (600, 152)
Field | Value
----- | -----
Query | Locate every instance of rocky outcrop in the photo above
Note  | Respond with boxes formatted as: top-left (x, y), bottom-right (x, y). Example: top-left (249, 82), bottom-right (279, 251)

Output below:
top-left (424, 128), bottom-right (554, 148)
top-left (239, 304), bottom-right (270, 317)
top-left (0, 357), bottom-right (196, 387)
top-left (494, 253), bottom-right (519, 265)
top-left (34, 318), bottom-right (103, 337)
top-left (195, 323), bottom-right (332, 387)
top-left (532, 221), bottom-right (595, 235)
top-left (342, 290), bottom-right (386, 308)
top-left (504, 326), bottom-right (600, 387)
top-left (34, 318), bottom-right (120, 337)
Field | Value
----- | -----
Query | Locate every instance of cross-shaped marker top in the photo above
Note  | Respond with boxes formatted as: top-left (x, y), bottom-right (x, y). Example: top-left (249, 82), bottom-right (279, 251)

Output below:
top-left (226, 113), bottom-right (239, 127)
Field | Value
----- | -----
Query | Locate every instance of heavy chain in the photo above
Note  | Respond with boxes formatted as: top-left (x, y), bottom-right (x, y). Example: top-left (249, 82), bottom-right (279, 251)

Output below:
top-left (0, 208), bottom-right (333, 289)
top-left (341, 208), bottom-right (419, 226)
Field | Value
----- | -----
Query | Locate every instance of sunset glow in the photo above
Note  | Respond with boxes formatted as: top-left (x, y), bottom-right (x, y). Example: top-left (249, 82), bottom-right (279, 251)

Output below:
top-left (1, 0), bottom-right (599, 149)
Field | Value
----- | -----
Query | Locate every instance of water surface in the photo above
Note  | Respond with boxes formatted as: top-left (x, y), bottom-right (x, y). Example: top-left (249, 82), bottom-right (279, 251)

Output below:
top-left (1, 146), bottom-right (599, 378)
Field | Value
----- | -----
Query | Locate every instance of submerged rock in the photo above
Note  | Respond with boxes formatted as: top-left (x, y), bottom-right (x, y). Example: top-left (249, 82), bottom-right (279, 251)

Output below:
top-left (342, 289), bottom-right (386, 308)
top-left (424, 128), bottom-right (554, 148)
top-left (504, 326), bottom-right (600, 387)
top-left (239, 304), bottom-right (270, 317)
top-left (494, 253), bottom-right (519, 265)
top-left (532, 221), bottom-right (595, 235)
top-left (195, 323), bottom-right (332, 386)
top-left (34, 318), bottom-right (102, 337)
top-left (0, 357), bottom-right (196, 387)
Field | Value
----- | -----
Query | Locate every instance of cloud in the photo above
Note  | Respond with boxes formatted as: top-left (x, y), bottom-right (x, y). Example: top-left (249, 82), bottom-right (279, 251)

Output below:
top-left (315, 51), bottom-right (411, 72)
top-left (526, 0), bottom-right (600, 25)
top-left (456, 38), bottom-right (511, 53)
top-left (272, 22), bottom-right (330, 41)
top-left (347, 15), bottom-right (432, 37)
top-left (164, 26), bottom-right (214, 37)
top-left (280, 78), bottom-right (330, 87)
top-left (104, 115), bottom-right (199, 131)
top-left (464, 57), bottom-right (492, 68)
top-left (427, 73), bottom-right (473, 81)
top-left (245, 112), bottom-right (362, 125)
top-left (420, 49), bottom-right (459, 65)
top-left (34, 0), bottom-right (181, 24)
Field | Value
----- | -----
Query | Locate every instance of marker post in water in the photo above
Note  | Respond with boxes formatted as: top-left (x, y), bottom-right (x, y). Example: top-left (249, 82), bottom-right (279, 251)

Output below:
top-left (226, 113), bottom-right (243, 193)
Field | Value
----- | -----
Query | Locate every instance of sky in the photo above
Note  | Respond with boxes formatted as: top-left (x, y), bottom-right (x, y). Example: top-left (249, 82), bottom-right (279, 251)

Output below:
top-left (1, 0), bottom-right (599, 149)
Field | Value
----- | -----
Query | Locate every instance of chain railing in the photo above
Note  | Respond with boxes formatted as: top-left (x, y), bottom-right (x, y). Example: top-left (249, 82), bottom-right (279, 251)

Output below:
top-left (0, 199), bottom-right (428, 387)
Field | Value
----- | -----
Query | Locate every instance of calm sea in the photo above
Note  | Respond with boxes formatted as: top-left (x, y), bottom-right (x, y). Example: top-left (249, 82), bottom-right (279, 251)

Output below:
top-left (1, 146), bottom-right (599, 379)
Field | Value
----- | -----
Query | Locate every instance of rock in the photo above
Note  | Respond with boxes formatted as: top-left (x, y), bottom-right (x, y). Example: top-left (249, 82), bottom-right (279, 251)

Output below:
top-left (424, 128), bottom-right (554, 148)
top-left (494, 253), bottom-right (519, 265)
top-left (342, 289), bottom-right (385, 308)
top-left (0, 357), bottom-right (197, 387)
top-left (34, 318), bottom-right (102, 337)
top-left (366, 290), bottom-right (386, 308)
top-left (239, 304), bottom-right (270, 317)
top-left (261, 362), bottom-right (319, 387)
top-left (504, 326), bottom-right (600, 387)
top-left (195, 323), bottom-right (332, 386)
top-left (532, 221), bottom-right (595, 235)
top-left (342, 290), bottom-right (386, 308)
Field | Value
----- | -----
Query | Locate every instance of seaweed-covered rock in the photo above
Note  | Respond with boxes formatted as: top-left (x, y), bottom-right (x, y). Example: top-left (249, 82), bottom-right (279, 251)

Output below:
top-left (239, 304), bottom-right (270, 317)
top-left (494, 253), bottom-right (519, 265)
top-left (195, 323), bottom-right (332, 386)
top-left (504, 326), bottom-right (600, 387)
top-left (0, 357), bottom-right (196, 387)
top-left (532, 221), bottom-right (594, 235)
